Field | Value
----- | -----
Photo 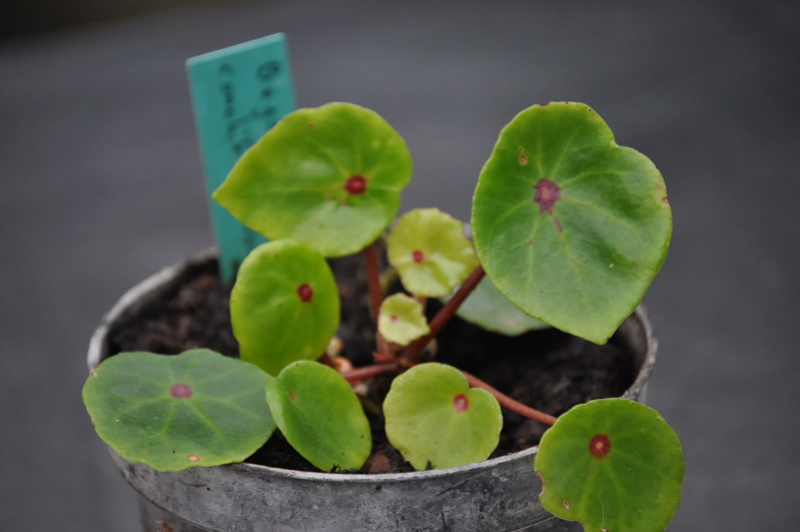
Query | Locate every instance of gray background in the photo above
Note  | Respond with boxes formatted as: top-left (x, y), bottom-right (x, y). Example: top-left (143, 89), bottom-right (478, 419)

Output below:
top-left (1, 0), bottom-right (798, 530)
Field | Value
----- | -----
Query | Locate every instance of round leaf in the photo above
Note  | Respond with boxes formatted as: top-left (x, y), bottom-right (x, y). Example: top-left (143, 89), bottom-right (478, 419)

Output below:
top-left (384, 363), bottom-right (502, 470)
top-left (378, 293), bottom-right (431, 346)
top-left (535, 398), bottom-right (684, 532)
top-left (265, 361), bottom-right (372, 472)
top-left (82, 349), bottom-right (275, 472)
top-left (213, 102), bottom-right (413, 257)
top-left (444, 275), bottom-right (549, 336)
top-left (471, 102), bottom-right (672, 344)
top-left (231, 239), bottom-right (340, 376)
top-left (387, 208), bottom-right (479, 297)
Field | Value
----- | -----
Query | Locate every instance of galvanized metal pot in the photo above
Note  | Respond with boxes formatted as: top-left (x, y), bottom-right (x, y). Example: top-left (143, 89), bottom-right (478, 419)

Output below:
top-left (87, 249), bottom-right (658, 532)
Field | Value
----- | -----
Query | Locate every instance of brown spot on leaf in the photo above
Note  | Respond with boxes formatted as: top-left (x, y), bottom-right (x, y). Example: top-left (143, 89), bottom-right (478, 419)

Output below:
top-left (562, 499), bottom-right (570, 510)
top-left (188, 454), bottom-right (200, 462)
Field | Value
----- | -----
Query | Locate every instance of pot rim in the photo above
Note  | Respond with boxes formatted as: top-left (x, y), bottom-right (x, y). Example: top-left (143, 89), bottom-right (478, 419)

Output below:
top-left (88, 247), bottom-right (657, 482)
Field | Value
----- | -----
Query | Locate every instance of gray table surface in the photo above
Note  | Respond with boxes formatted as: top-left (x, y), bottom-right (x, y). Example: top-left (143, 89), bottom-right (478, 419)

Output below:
top-left (1, 0), bottom-right (798, 530)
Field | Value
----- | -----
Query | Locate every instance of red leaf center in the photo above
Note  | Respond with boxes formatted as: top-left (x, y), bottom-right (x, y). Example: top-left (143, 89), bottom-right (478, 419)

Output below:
top-left (412, 250), bottom-right (425, 263)
top-left (344, 175), bottom-right (367, 194)
top-left (297, 284), bottom-right (313, 303)
top-left (589, 434), bottom-right (611, 459)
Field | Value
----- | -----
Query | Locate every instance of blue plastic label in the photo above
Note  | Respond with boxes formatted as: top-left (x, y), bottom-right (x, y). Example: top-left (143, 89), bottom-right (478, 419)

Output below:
top-left (186, 33), bottom-right (296, 280)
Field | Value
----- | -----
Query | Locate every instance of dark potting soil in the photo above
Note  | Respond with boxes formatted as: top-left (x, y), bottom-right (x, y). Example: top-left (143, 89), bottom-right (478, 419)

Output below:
top-left (108, 254), bottom-right (637, 474)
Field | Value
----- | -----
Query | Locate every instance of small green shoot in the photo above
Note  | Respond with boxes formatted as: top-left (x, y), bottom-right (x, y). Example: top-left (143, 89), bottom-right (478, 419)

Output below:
top-left (387, 208), bottom-right (478, 298)
top-left (378, 293), bottom-right (430, 345)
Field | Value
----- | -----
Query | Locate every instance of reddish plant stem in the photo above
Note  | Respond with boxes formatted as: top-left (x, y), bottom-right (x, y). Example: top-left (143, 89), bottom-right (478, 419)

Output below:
top-left (341, 363), bottom-right (397, 383)
top-left (461, 369), bottom-right (558, 426)
top-left (405, 265), bottom-right (486, 360)
top-left (319, 352), bottom-right (337, 368)
top-left (363, 243), bottom-right (384, 319)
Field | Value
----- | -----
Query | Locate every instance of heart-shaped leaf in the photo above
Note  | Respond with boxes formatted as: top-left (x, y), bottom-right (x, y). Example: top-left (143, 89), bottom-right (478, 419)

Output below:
top-left (378, 293), bottom-right (431, 346)
top-left (471, 102), bottom-right (672, 344)
top-left (82, 349), bottom-right (275, 471)
top-left (265, 361), bottom-right (372, 472)
top-left (231, 239), bottom-right (340, 376)
top-left (387, 208), bottom-right (479, 298)
top-left (444, 275), bottom-right (549, 336)
top-left (384, 362), bottom-right (502, 470)
top-left (535, 398), bottom-right (684, 532)
top-left (213, 102), bottom-right (413, 257)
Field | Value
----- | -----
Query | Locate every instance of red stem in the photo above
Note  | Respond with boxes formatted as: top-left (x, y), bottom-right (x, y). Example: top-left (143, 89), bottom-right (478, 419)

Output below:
top-left (406, 265), bottom-right (486, 359)
top-left (363, 243), bottom-right (383, 319)
top-left (341, 363), bottom-right (397, 383)
top-left (461, 369), bottom-right (558, 426)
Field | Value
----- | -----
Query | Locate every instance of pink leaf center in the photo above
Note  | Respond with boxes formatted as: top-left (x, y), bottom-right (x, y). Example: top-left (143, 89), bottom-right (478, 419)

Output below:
top-left (534, 178), bottom-right (561, 213)
top-left (453, 393), bottom-right (469, 413)
top-left (170, 383), bottom-right (193, 399)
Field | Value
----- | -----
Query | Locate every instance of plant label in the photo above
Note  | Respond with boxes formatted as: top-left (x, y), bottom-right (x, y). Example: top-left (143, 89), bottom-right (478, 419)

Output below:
top-left (186, 33), bottom-right (296, 281)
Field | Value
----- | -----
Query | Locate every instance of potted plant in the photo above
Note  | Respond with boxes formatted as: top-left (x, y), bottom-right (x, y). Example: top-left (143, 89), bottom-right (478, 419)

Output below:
top-left (84, 101), bottom-right (684, 531)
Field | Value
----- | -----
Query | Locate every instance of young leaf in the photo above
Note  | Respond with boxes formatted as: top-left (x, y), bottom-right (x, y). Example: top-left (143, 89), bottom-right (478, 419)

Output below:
top-left (213, 102), bottom-right (413, 257)
top-left (82, 349), bottom-right (275, 472)
top-left (535, 398), bottom-right (684, 532)
top-left (378, 293), bottom-right (431, 346)
top-left (265, 361), bottom-right (372, 472)
top-left (471, 102), bottom-right (672, 344)
top-left (387, 208), bottom-right (479, 298)
top-left (443, 275), bottom-right (549, 336)
top-left (231, 239), bottom-right (340, 376)
top-left (384, 363), bottom-right (502, 470)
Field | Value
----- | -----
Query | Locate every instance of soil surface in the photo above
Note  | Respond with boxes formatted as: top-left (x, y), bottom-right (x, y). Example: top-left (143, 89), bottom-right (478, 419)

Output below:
top-left (109, 254), bottom-right (637, 474)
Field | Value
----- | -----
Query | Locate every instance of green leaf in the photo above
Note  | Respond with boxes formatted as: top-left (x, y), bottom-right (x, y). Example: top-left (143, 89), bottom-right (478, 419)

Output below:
top-left (82, 349), bottom-right (275, 472)
top-left (265, 361), bottom-right (372, 472)
top-left (471, 102), bottom-right (672, 343)
top-left (378, 293), bottom-right (431, 346)
top-left (535, 399), bottom-right (684, 532)
top-left (384, 363), bottom-right (502, 470)
top-left (387, 208), bottom-right (479, 298)
top-left (213, 102), bottom-right (413, 257)
top-left (231, 239), bottom-right (340, 376)
top-left (444, 275), bottom-right (549, 336)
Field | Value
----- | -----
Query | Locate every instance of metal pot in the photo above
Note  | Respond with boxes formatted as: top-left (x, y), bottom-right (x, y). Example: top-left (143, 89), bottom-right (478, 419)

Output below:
top-left (87, 249), bottom-right (657, 532)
